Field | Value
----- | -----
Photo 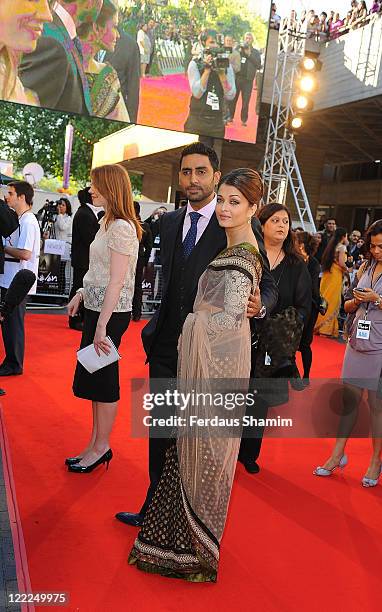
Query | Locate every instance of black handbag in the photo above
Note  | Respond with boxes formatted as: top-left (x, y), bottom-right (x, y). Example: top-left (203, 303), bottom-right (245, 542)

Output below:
top-left (255, 305), bottom-right (304, 378)
top-left (255, 261), bottom-right (304, 378)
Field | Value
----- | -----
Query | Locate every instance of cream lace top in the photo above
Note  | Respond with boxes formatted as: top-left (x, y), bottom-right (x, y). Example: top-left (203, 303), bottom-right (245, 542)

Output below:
top-left (82, 218), bottom-right (138, 312)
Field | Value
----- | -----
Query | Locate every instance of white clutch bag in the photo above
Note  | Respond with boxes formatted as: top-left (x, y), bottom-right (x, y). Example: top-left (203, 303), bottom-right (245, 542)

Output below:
top-left (77, 336), bottom-right (121, 374)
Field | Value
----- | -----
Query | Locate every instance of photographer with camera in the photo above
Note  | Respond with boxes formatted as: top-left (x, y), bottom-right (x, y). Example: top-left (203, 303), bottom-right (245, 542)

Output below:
top-left (184, 29), bottom-right (236, 139)
top-left (0, 181), bottom-right (40, 377)
top-left (229, 32), bottom-right (261, 127)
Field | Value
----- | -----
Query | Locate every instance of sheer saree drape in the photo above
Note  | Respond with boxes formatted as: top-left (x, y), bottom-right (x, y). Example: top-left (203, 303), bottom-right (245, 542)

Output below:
top-left (129, 244), bottom-right (262, 582)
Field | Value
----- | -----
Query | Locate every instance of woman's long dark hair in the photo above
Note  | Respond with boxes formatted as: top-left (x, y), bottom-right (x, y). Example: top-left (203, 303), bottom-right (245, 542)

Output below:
top-left (364, 219), bottom-right (382, 266)
top-left (257, 203), bottom-right (302, 264)
top-left (321, 227), bottom-right (347, 272)
top-left (296, 231), bottom-right (319, 257)
top-left (58, 197), bottom-right (72, 216)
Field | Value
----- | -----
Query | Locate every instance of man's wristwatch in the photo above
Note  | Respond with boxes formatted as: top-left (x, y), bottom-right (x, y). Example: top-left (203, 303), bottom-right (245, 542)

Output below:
top-left (374, 295), bottom-right (382, 307)
top-left (254, 305), bottom-right (266, 319)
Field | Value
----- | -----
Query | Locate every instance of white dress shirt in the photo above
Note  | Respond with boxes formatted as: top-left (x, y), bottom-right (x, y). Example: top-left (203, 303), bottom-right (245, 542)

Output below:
top-left (0, 211), bottom-right (40, 294)
top-left (86, 203), bottom-right (104, 219)
top-left (54, 3), bottom-right (77, 40)
top-left (182, 196), bottom-right (217, 245)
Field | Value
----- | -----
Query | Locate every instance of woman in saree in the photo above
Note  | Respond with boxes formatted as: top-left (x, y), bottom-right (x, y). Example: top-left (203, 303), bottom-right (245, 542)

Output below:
top-left (315, 227), bottom-right (348, 338)
top-left (78, 0), bottom-right (129, 122)
top-left (129, 168), bottom-right (264, 582)
top-left (0, 0), bottom-right (52, 104)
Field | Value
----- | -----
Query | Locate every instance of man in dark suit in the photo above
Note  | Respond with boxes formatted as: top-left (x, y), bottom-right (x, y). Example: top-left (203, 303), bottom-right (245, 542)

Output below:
top-left (132, 202), bottom-right (153, 321)
top-left (105, 28), bottom-right (141, 123)
top-left (116, 142), bottom-right (278, 527)
top-left (347, 229), bottom-right (363, 263)
top-left (316, 217), bottom-right (336, 262)
top-left (19, 0), bottom-right (102, 115)
top-left (68, 188), bottom-right (103, 330)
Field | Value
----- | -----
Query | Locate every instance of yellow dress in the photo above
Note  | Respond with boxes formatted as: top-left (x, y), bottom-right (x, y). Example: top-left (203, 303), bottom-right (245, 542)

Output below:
top-left (315, 244), bottom-right (346, 337)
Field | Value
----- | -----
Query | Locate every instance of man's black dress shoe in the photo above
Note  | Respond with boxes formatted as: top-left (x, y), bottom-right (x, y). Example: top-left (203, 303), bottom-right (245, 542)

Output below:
top-left (240, 458), bottom-right (260, 474)
top-left (68, 449), bottom-right (112, 473)
top-left (290, 377), bottom-right (305, 391)
top-left (115, 512), bottom-right (144, 527)
top-left (0, 367), bottom-right (22, 376)
top-left (0, 388), bottom-right (5, 396)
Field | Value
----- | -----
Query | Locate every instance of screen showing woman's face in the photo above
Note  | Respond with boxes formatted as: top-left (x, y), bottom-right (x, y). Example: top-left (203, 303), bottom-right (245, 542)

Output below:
top-left (0, 0), bottom-right (52, 54)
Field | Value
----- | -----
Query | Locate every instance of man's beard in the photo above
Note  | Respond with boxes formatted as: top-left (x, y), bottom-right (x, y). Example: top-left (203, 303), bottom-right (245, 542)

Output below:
top-left (186, 185), bottom-right (214, 203)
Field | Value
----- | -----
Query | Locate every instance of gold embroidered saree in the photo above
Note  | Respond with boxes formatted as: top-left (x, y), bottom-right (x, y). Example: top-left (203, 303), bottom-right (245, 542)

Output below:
top-left (129, 244), bottom-right (262, 582)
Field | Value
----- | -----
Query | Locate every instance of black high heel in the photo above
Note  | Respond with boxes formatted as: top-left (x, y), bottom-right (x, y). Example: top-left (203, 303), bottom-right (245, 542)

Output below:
top-left (67, 449), bottom-right (113, 473)
top-left (65, 456), bottom-right (82, 466)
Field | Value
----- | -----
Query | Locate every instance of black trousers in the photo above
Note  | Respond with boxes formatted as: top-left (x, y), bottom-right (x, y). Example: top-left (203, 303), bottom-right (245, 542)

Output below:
top-left (237, 344), bottom-right (270, 462)
top-left (140, 349), bottom-right (178, 516)
top-left (238, 381), bottom-right (269, 463)
top-left (132, 257), bottom-right (145, 319)
top-left (230, 76), bottom-right (253, 123)
top-left (184, 114), bottom-right (225, 139)
top-left (298, 307), bottom-right (319, 379)
top-left (0, 287), bottom-right (28, 373)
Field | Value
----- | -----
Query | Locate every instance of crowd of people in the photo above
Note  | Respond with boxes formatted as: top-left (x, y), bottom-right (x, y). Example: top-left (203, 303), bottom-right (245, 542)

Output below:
top-left (270, 1), bottom-right (382, 40)
top-left (1, 142), bottom-right (381, 583)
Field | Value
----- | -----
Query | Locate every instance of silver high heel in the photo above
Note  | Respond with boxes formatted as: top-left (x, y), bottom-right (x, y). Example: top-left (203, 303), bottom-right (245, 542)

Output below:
top-left (361, 465), bottom-right (382, 488)
top-left (313, 454), bottom-right (348, 476)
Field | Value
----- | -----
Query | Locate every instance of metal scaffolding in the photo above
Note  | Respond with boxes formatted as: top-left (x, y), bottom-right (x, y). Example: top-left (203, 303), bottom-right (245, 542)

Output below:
top-left (262, 20), bottom-right (316, 230)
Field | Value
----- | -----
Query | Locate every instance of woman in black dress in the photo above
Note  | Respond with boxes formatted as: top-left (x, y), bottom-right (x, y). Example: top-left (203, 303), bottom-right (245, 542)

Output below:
top-left (67, 164), bottom-right (141, 473)
top-left (296, 231), bottom-right (321, 385)
top-left (257, 204), bottom-right (312, 394)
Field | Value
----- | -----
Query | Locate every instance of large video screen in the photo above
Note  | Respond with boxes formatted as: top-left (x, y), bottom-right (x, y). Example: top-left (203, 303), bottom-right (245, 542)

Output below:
top-left (0, 0), bottom-right (271, 143)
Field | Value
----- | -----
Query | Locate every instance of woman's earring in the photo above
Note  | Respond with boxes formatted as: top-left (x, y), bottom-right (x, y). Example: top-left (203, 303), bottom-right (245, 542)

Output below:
top-left (248, 217), bottom-right (252, 224)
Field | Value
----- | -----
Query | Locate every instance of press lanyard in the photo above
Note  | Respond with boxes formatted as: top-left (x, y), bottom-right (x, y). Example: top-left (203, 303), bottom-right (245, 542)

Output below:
top-left (364, 266), bottom-right (382, 319)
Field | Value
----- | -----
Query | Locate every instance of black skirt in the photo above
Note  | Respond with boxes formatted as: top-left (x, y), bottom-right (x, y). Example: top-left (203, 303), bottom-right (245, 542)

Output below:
top-left (73, 308), bottom-right (131, 402)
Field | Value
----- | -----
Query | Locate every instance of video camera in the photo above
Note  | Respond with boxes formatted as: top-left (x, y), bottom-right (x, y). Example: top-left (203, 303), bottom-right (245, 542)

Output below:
top-left (203, 46), bottom-right (231, 70)
top-left (38, 199), bottom-right (61, 238)
top-left (42, 199), bottom-right (60, 221)
top-left (239, 41), bottom-right (251, 53)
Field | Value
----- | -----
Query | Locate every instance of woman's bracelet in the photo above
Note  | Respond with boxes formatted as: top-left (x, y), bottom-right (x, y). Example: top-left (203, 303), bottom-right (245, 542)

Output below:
top-left (76, 289), bottom-right (84, 302)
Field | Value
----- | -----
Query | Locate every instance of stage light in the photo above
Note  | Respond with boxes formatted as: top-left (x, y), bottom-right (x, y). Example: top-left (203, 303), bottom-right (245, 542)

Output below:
top-left (300, 75), bottom-right (316, 93)
top-left (302, 57), bottom-right (316, 71)
top-left (295, 95), bottom-right (309, 110)
top-left (291, 116), bottom-right (303, 129)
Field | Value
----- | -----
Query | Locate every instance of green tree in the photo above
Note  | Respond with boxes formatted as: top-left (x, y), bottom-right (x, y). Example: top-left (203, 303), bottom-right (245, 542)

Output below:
top-left (0, 102), bottom-right (127, 188)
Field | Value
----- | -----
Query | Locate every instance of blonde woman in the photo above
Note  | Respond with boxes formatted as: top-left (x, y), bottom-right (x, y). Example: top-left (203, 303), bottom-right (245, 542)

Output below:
top-left (67, 164), bottom-right (141, 473)
top-left (0, 0), bottom-right (52, 103)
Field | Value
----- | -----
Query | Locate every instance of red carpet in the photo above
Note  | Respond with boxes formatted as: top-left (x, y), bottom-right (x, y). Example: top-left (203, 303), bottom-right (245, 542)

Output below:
top-left (1, 315), bottom-right (382, 611)
top-left (138, 73), bottom-right (258, 144)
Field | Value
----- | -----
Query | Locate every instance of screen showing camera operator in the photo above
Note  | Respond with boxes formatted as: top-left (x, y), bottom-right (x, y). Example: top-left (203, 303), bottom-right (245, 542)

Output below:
top-left (0, 181), bottom-right (40, 377)
top-left (229, 33), bottom-right (261, 127)
top-left (184, 29), bottom-right (236, 139)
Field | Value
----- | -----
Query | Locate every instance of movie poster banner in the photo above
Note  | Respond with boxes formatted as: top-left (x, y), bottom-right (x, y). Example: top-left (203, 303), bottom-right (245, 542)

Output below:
top-left (0, 0), bottom-right (271, 143)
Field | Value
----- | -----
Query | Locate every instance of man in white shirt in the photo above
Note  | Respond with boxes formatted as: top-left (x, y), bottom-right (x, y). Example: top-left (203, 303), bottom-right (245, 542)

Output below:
top-left (0, 182), bottom-right (40, 376)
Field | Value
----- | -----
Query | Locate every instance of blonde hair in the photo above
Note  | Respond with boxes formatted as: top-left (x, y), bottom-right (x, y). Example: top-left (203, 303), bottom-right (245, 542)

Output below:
top-left (91, 164), bottom-right (142, 241)
top-left (0, 47), bottom-right (18, 100)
